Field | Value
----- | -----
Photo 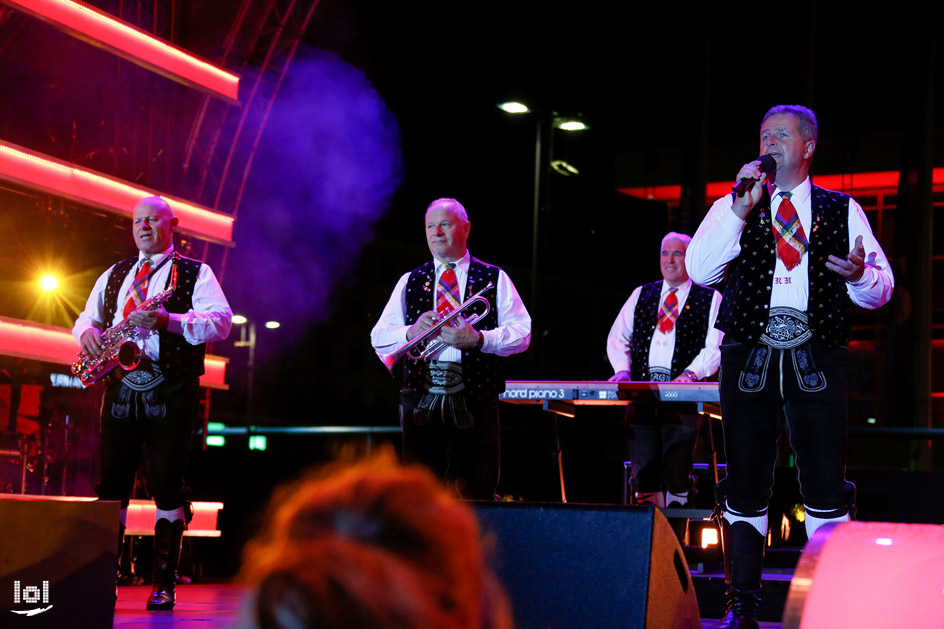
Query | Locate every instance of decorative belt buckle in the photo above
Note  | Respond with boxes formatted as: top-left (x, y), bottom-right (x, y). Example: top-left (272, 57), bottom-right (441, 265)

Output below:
top-left (425, 361), bottom-right (465, 395)
top-left (760, 307), bottom-right (813, 349)
top-left (121, 362), bottom-right (164, 391)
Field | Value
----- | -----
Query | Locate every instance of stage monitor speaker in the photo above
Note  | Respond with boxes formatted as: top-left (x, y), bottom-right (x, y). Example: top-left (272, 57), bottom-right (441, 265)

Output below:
top-left (474, 502), bottom-right (701, 629)
top-left (0, 498), bottom-right (119, 629)
top-left (783, 520), bottom-right (944, 628)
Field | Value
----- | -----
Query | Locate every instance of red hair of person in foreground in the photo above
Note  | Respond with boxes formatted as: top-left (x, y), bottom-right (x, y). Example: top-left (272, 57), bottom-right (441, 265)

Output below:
top-left (240, 449), bottom-right (513, 629)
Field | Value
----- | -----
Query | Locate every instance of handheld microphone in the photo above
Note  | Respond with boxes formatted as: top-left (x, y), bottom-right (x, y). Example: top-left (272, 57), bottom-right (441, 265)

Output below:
top-left (732, 155), bottom-right (777, 196)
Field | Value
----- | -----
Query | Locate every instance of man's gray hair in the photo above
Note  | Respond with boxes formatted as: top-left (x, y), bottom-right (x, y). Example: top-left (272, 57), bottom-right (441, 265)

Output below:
top-left (426, 198), bottom-right (468, 223)
top-left (661, 232), bottom-right (691, 251)
top-left (762, 104), bottom-right (818, 144)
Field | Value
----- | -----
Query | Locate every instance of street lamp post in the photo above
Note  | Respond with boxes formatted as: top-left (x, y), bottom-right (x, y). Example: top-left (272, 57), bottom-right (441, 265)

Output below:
top-left (232, 317), bottom-right (279, 422)
top-left (498, 102), bottom-right (587, 374)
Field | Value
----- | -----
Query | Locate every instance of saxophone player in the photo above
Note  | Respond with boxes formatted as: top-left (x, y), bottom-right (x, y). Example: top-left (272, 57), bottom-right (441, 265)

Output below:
top-left (73, 196), bottom-right (232, 610)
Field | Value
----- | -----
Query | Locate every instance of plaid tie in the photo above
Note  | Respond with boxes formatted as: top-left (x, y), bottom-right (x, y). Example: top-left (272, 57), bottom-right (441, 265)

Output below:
top-left (657, 288), bottom-right (679, 334)
top-left (436, 263), bottom-right (461, 316)
top-left (123, 258), bottom-right (152, 317)
top-left (773, 191), bottom-right (808, 271)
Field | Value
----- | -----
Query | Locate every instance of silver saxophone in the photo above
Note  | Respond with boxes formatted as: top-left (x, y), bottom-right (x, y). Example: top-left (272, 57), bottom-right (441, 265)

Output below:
top-left (72, 255), bottom-right (178, 386)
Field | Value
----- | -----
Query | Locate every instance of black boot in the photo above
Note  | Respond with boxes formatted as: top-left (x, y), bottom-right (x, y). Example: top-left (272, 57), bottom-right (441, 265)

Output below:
top-left (716, 518), bottom-right (765, 629)
top-left (147, 518), bottom-right (185, 611)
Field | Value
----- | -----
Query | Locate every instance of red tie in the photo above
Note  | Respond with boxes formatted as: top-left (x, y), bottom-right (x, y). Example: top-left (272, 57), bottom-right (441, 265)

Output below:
top-left (123, 259), bottom-right (152, 317)
top-left (436, 264), bottom-right (461, 316)
top-left (657, 288), bottom-right (679, 334)
top-left (773, 191), bottom-right (808, 271)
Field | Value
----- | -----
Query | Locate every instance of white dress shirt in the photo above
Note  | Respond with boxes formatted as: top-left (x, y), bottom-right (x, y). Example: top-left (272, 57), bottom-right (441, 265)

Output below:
top-left (607, 279), bottom-right (723, 380)
top-left (370, 251), bottom-right (531, 361)
top-left (73, 245), bottom-right (233, 362)
top-left (686, 177), bottom-right (895, 310)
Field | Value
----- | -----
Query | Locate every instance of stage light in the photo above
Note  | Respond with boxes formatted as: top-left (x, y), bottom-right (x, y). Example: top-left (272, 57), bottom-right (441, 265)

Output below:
top-left (700, 527), bottom-right (718, 549)
top-left (205, 436), bottom-right (225, 447)
top-left (498, 101), bottom-right (530, 114)
top-left (3, 0), bottom-right (239, 101)
top-left (232, 315), bottom-right (247, 325)
top-left (248, 435), bottom-right (267, 451)
top-left (0, 140), bottom-right (234, 245)
top-left (40, 275), bottom-right (58, 291)
top-left (264, 321), bottom-right (280, 329)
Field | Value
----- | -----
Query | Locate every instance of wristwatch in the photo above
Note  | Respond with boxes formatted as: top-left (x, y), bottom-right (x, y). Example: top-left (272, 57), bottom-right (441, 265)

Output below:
top-left (474, 332), bottom-right (485, 350)
top-left (683, 369), bottom-right (698, 381)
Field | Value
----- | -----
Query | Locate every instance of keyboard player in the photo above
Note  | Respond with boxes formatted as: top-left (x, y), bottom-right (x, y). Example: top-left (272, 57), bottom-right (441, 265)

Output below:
top-left (606, 232), bottom-right (723, 511)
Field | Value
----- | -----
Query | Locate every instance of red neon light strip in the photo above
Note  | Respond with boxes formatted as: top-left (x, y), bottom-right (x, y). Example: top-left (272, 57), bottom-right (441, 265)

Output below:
top-left (0, 140), bottom-right (233, 245)
top-left (0, 495), bottom-right (224, 537)
top-left (3, 0), bottom-right (239, 101)
top-left (0, 315), bottom-right (228, 389)
top-left (620, 168), bottom-right (944, 203)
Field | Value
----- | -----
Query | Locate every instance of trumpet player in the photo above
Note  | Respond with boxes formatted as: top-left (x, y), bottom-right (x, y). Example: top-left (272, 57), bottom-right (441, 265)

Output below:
top-left (73, 196), bottom-right (232, 610)
top-left (371, 198), bottom-right (531, 500)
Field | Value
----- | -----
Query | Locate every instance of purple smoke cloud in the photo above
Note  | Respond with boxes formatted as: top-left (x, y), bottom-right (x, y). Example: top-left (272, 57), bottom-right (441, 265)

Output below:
top-left (222, 47), bottom-right (402, 356)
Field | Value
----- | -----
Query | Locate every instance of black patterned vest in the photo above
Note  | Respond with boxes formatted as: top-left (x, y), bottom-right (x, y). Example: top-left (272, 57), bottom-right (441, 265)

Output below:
top-left (102, 254), bottom-right (206, 380)
top-left (629, 282), bottom-right (715, 381)
top-left (715, 185), bottom-right (851, 349)
top-left (403, 257), bottom-right (504, 402)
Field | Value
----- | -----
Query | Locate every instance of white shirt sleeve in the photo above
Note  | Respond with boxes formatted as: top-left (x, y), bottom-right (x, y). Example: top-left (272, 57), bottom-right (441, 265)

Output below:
top-left (370, 272), bottom-right (412, 354)
top-left (481, 269), bottom-right (531, 356)
top-left (844, 198), bottom-right (895, 309)
top-left (72, 267), bottom-right (113, 345)
top-left (165, 263), bottom-right (233, 345)
top-left (686, 193), bottom-right (745, 287)
top-left (606, 285), bottom-right (642, 374)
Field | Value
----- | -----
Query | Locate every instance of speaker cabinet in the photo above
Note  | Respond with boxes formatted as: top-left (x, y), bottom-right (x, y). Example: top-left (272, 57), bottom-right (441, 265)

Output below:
top-left (474, 502), bottom-right (701, 629)
top-left (0, 497), bottom-right (119, 628)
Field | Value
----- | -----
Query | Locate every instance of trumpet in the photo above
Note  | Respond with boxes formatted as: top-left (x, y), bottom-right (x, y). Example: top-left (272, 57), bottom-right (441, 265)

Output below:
top-left (377, 282), bottom-right (493, 375)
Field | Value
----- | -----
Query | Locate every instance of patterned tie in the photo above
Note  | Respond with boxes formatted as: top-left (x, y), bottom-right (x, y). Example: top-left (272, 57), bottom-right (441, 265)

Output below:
top-left (436, 263), bottom-right (461, 316)
top-left (773, 191), bottom-right (808, 271)
top-left (657, 288), bottom-right (679, 334)
top-left (123, 258), bottom-right (152, 317)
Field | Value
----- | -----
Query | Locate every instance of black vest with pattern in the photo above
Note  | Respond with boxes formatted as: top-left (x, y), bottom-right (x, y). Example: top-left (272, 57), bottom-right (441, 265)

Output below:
top-left (403, 258), bottom-right (504, 402)
top-left (715, 185), bottom-right (851, 349)
top-left (629, 282), bottom-right (714, 381)
top-left (102, 254), bottom-right (206, 380)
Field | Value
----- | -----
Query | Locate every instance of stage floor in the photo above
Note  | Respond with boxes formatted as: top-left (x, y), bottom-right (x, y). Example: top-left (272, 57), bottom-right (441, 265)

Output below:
top-left (114, 583), bottom-right (783, 628)
top-left (115, 584), bottom-right (243, 628)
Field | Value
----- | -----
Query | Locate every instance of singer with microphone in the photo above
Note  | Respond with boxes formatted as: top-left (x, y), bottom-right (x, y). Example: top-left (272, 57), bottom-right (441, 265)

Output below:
top-left (686, 105), bottom-right (894, 629)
